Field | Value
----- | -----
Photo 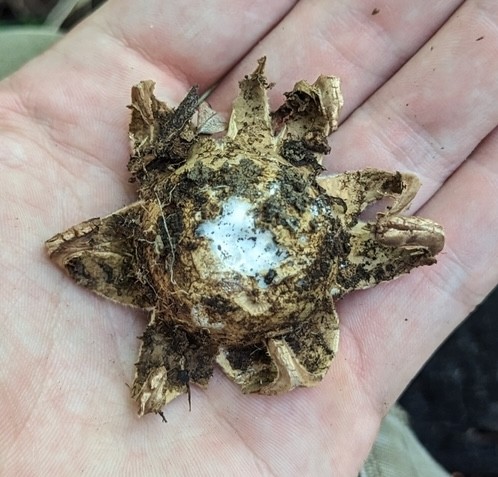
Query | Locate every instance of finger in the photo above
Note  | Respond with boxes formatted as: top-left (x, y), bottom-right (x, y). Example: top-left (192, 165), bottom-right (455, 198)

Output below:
top-left (212, 1), bottom-right (498, 209)
top-left (343, 126), bottom-right (498, 414)
top-left (329, 0), bottom-right (498, 207)
top-left (2, 1), bottom-right (297, 175)
top-left (203, 0), bottom-right (498, 430)
top-left (10, 0), bottom-right (297, 95)
top-left (332, 0), bottom-right (498, 416)
top-left (210, 0), bottom-right (463, 111)
top-left (92, 0), bottom-right (298, 91)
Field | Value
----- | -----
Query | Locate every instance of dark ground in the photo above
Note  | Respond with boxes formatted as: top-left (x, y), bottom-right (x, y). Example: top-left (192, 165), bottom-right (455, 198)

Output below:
top-left (400, 286), bottom-right (498, 477)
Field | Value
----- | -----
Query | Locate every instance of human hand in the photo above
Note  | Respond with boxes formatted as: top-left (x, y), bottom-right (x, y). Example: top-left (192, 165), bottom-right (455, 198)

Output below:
top-left (1, 1), bottom-right (497, 475)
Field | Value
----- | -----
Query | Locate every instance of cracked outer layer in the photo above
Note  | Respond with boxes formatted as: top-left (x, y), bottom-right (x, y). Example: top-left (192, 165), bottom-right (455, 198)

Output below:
top-left (46, 58), bottom-right (444, 417)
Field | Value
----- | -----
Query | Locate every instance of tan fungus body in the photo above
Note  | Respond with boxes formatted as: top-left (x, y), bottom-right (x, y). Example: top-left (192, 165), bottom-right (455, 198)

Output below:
top-left (46, 59), bottom-right (444, 417)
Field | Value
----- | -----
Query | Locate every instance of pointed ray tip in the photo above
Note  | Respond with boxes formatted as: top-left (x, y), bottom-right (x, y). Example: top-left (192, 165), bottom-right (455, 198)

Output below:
top-left (253, 56), bottom-right (267, 76)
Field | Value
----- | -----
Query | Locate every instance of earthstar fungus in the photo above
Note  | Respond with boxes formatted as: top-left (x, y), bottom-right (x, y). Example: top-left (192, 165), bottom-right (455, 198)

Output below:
top-left (46, 58), bottom-right (444, 417)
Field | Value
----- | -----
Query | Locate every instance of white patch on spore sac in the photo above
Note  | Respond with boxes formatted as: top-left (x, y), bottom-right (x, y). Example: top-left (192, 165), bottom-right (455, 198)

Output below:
top-left (196, 197), bottom-right (287, 287)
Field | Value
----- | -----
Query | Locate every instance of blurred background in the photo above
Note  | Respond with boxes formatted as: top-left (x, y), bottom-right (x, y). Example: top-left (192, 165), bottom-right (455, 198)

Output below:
top-left (0, 0), bottom-right (104, 79)
top-left (400, 287), bottom-right (498, 477)
top-left (1, 1), bottom-right (497, 475)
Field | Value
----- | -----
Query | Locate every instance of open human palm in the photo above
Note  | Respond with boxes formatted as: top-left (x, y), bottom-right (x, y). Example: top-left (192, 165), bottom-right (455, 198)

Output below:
top-left (1, 1), bottom-right (497, 475)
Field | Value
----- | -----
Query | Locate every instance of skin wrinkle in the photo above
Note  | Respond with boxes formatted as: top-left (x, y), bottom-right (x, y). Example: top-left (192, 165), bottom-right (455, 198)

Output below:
top-left (207, 372), bottom-right (344, 474)
top-left (342, 281), bottom-right (443, 418)
top-left (474, 124), bottom-right (498, 170)
top-left (324, 6), bottom-right (498, 214)
top-left (3, 301), bottom-right (57, 445)
top-left (361, 101), bottom-right (451, 191)
top-left (8, 66), bottom-right (73, 133)
top-left (3, 86), bottom-right (122, 178)
top-left (35, 93), bottom-right (129, 176)
top-left (475, 0), bottom-right (498, 29)
top-left (335, 140), bottom-right (498, 410)
top-left (106, 26), bottom-right (192, 96)
top-left (216, 410), bottom-right (278, 477)
top-left (319, 8), bottom-right (400, 82)
top-left (99, 0), bottom-right (298, 90)
top-left (44, 136), bottom-right (128, 190)
top-left (436, 228), bottom-right (498, 308)
top-left (3, 38), bottom-right (154, 174)
top-left (0, 89), bottom-right (32, 132)
top-left (437, 160), bottom-right (498, 273)
top-left (166, 391), bottom-right (266, 476)
top-left (108, 17), bottom-right (215, 95)
top-left (4, 256), bottom-right (55, 301)
top-left (218, 396), bottom-right (332, 475)
top-left (423, 246), bottom-right (480, 310)
top-left (329, 308), bottom-right (385, 422)
top-left (210, 0), bottom-right (464, 115)
top-left (311, 25), bottom-right (384, 109)
top-left (2, 133), bottom-right (129, 231)
top-left (362, 164), bottom-right (498, 411)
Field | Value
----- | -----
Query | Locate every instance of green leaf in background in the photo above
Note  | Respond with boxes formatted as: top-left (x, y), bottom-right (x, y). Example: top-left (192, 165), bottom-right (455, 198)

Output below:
top-left (0, 27), bottom-right (62, 79)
